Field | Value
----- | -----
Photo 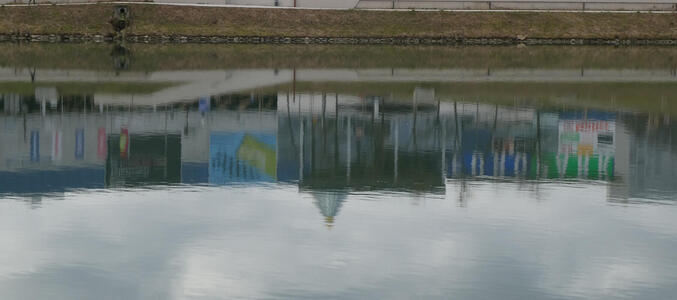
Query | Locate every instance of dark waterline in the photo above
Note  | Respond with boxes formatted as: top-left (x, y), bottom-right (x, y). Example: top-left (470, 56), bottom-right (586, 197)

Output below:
top-left (0, 44), bottom-right (676, 299)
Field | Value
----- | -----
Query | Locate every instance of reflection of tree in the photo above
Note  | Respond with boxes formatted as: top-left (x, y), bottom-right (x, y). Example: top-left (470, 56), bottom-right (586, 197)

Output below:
top-left (111, 44), bottom-right (131, 74)
top-left (310, 191), bottom-right (347, 227)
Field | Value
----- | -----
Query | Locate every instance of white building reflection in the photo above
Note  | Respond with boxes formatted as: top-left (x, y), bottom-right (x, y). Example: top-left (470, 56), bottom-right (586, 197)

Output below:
top-left (0, 89), bottom-right (673, 207)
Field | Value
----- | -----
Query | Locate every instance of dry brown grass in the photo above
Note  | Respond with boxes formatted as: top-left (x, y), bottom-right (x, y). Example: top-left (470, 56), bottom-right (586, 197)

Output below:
top-left (4, 43), bottom-right (677, 71)
top-left (1, 4), bottom-right (677, 38)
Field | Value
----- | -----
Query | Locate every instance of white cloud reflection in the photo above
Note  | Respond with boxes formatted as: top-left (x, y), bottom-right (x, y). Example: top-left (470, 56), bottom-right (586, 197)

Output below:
top-left (0, 182), bottom-right (676, 299)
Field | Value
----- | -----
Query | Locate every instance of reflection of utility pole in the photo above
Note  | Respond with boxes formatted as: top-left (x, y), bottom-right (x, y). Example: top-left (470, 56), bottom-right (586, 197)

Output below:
top-left (372, 97), bottom-right (378, 123)
top-left (321, 93), bottom-right (326, 129)
top-left (453, 100), bottom-right (467, 206)
top-left (458, 180), bottom-right (467, 207)
top-left (285, 92), bottom-right (298, 155)
top-left (493, 104), bottom-right (498, 130)
top-left (441, 104), bottom-right (446, 182)
top-left (164, 108), bottom-right (168, 179)
top-left (310, 107), bottom-right (315, 174)
top-left (29, 67), bottom-right (36, 83)
top-left (299, 119), bottom-right (304, 181)
top-left (322, 92), bottom-right (327, 154)
top-left (412, 92), bottom-right (417, 152)
top-left (536, 109), bottom-right (541, 179)
top-left (334, 94), bottom-right (339, 174)
top-left (346, 116), bottom-right (351, 184)
top-left (453, 101), bottom-right (459, 147)
top-left (183, 108), bottom-right (189, 136)
top-left (394, 119), bottom-right (398, 184)
top-left (23, 112), bottom-right (27, 143)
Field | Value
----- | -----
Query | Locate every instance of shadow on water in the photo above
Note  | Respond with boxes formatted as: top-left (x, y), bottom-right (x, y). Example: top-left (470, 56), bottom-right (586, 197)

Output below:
top-left (0, 43), bottom-right (676, 221)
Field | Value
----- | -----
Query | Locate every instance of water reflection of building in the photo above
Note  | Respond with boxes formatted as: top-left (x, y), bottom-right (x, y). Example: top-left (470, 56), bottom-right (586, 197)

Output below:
top-left (105, 134), bottom-right (182, 187)
top-left (1, 89), bottom-right (675, 208)
top-left (0, 93), bottom-right (279, 192)
top-left (277, 92), bottom-right (445, 193)
top-left (0, 94), bottom-right (105, 193)
top-left (444, 107), bottom-right (616, 181)
top-left (610, 113), bottom-right (677, 201)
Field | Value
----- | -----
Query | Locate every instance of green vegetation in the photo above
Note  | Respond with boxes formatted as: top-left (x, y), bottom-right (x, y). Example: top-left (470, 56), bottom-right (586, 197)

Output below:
top-left (3, 4), bottom-right (677, 39)
top-left (0, 82), bottom-right (178, 95)
top-left (0, 41), bottom-right (675, 115)
top-left (4, 43), bottom-right (677, 71)
top-left (1, 42), bottom-right (676, 114)
top-left (265, 81), bottom-right (677, 115)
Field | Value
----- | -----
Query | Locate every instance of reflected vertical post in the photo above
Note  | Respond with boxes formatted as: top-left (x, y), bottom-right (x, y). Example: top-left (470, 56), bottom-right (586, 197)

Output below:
top-left (347, 116), bottom-right (351, 184)
top-left (394, 119), bottom-right (398, 184)
top-left (299, 118), bottom-right (304, 182)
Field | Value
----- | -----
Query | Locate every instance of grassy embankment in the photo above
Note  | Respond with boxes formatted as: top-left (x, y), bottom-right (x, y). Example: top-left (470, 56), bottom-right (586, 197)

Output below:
top-left (4, 43), bottom-right (677, 70)
top-left (2, 43), bottom-right (677, 114)
top-left (2, 4), bottom-right (677, 39)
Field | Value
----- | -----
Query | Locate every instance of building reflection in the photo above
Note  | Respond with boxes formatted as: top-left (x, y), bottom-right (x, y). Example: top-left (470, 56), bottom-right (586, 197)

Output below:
top-left (277, 92), bottom-right (444, 193)
top-left (1, 89), bottom-right (675, 219)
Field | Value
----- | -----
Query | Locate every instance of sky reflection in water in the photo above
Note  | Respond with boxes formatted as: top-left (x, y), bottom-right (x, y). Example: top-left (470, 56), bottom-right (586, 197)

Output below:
top-left (0, 44), bottom-right (676, 299)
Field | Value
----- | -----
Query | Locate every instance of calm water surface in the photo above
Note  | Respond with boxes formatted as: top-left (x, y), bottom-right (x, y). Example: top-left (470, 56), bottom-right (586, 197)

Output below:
top-left (0, 44), bottom-right (676, 299)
